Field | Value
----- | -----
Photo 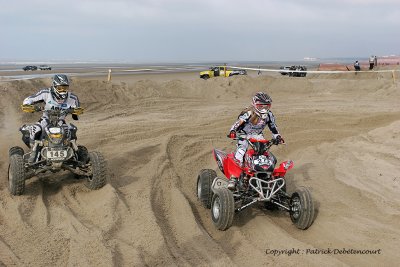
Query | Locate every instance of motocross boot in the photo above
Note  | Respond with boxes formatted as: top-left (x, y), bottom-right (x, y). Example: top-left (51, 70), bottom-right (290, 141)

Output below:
top-left (28, 140), bottom-right (40, 164)
top-left (28, 141), bottom-right (38, 164)
top-left (70, 139), bottom-right (79, 151)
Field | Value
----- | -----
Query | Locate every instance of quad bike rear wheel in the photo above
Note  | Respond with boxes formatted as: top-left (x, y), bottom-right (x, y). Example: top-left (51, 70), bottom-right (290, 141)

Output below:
top-left (290, 187), bottom-right (315, 230)
top-left (211, 188), bottom-right (235, 231)
top-left (85, 151), bottom-right (107, 190)
top-left (197, 169), bottom-right (217, 209)
top-left (8, 154), bottom-right (26, 195)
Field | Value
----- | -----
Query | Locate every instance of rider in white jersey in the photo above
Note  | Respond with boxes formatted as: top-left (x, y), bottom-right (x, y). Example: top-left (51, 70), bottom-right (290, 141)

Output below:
top-left (22, 74), bottom-right (80, 162)
top-left (228, 92), bottom-right (284, 166)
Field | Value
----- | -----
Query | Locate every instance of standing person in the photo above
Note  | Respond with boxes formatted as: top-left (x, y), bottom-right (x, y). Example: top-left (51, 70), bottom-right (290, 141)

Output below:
top-left (227, 92), bottom-right (284, 167)
top-left (374, 56), bottom-right (378, 68)
top-left (354, 61), bottom-right (361, 72)
top-left (369, 55), bottom-right (375, 70)
top-left (21, 74), bottom-right (81, 162)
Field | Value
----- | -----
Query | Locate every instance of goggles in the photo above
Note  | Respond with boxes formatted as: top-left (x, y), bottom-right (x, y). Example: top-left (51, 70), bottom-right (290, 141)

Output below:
top-left (255, 103), bottom-right (271, 110)
top-left (55, 85), bottom-right (69, 93)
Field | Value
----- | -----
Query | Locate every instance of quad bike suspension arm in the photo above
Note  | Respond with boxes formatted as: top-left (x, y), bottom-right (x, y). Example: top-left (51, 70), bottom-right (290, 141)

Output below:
top-left (62, 164), bottom-right (92, 176)
top-left (269, 199), bottom-right (291, 211)
top-left (235, 199), bottom-right (258, 212)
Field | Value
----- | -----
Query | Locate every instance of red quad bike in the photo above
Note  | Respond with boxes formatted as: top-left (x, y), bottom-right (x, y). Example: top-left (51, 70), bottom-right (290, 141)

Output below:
top-left (196, 134), bottom-right (315, 231)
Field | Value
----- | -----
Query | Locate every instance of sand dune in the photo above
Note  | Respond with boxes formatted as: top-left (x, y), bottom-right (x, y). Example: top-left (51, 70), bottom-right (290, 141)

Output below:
top-left (0, 72), bottom-right (399, 266)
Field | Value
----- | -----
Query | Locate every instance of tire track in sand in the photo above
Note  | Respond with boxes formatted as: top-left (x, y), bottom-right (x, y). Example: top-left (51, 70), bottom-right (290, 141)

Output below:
top-left (149, 134), bottom-right (234, 266)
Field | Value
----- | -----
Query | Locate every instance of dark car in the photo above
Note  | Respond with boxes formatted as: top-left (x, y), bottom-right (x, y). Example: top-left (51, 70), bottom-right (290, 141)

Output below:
top-left (22, 65), bottom-right (38, 71)
top-left (231, 69), bottom-right (247, 75)
top-left (39, 65), bottom-right (52, 70)
top-left (279, 65), bottom-right (307, 77)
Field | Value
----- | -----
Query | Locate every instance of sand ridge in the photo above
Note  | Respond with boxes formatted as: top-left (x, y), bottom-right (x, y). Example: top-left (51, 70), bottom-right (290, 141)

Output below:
top-left (0, 72), bottom-right (399, 266)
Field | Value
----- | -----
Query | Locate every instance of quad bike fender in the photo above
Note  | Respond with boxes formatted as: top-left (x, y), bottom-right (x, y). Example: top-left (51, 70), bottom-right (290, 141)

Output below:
top-left (19, 124), bottom-right (31, 148)
top-left (272, 160), bottom-right (294, 177)
top-left (213, 149), bottom-right (242, 179)
top-left (224, 154), bottom-right (242, 179)
top-left (213, 149), bottom-right (226, 175)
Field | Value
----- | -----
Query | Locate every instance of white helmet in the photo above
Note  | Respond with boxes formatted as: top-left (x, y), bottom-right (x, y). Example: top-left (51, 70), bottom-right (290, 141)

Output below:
top-left (252, 92), bottom-right (272, 119)
top-left (51, 74), bottom-right (69, 102)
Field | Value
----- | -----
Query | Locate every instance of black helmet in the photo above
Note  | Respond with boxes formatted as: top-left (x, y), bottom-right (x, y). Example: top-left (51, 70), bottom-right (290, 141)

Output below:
top-left (252, 92), bottom-right (272, 118)
top-left (51, 74), bottom-right (69, 102)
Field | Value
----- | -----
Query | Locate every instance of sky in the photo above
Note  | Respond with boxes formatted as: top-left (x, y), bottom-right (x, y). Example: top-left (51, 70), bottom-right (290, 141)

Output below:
top-left (1, 0), bottom-right (399, 63)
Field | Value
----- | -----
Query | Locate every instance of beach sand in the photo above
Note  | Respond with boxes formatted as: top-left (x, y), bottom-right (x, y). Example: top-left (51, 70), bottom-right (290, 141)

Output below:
top-left (0, 70), bottom-right (399, 266)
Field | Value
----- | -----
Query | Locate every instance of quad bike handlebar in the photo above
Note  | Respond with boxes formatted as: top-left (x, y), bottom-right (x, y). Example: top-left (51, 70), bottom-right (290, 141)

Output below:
top-left (21, 104), bottom-right (42, 113)
top-left (233, 134), bottom-right (283, 146)
top-left (21, 104), bottom-right (84, 115)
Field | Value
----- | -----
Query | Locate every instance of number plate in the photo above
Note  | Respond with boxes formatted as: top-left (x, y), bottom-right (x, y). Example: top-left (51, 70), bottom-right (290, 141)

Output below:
top-left (46, 149), bottom-right (68, 160)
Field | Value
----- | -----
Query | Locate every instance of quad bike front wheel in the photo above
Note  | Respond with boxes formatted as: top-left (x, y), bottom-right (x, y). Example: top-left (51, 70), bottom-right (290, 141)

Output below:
top-left (85, 151), bottom-right (107, 190)
top-left (8, 154), bottom-right (26, 195)
top-left (197, 169), bottom-right (217, 209)
top-left (211, 188), bottom-right (235, 231)
top-left (290, 187), bottom-right (315, 230)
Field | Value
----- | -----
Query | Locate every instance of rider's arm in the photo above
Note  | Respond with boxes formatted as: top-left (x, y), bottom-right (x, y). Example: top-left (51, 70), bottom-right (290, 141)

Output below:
top-left (69, 93), bottom-right (80, 120)
top-left (266, 111), bottom-right (280, 137)
top-left (230, 111), bottom-right (251, 132)
top-left (22, 89), bottom-right (48, 105)
top-left (69, 93), bottom-right (80, 108)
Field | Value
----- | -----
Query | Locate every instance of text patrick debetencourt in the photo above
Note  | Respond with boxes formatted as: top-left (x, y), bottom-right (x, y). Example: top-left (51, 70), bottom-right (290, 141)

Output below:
top-left (266, 248), bottom-right (382, 256)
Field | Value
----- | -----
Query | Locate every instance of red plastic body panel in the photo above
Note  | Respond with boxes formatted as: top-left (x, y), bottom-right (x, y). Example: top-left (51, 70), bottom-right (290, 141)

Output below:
top-left (213, 146), bottom-right (294, 180)
top-left (272, 160), bottom-right (294, 177)
top-left (223, 153), bottom-right (243, 179)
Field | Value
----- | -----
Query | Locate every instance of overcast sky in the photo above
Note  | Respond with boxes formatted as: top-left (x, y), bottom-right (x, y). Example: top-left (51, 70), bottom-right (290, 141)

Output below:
top-left (1, 0), bottom-right (399, 63)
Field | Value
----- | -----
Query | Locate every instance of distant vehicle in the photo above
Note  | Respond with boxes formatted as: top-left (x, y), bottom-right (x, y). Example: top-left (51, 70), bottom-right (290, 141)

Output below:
top-left (200, 66), bottom-right (247, 80)
top-left (279, 65), bottom-right (307, 77)
top-left (39, 65), bottom-right (52, 70)
top-left (22, 66), bottom-right (38, 71)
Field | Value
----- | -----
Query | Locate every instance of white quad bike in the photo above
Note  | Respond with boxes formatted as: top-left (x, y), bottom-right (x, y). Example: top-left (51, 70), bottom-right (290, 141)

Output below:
top-left (8, 105), bottom-right (107, 195)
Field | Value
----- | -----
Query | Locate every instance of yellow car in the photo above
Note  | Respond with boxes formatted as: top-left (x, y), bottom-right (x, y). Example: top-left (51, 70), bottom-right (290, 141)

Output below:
top-left (200, 66), bottom-right (247, 80)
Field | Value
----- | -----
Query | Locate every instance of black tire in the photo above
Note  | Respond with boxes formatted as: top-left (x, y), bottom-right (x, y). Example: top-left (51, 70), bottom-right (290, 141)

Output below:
top-left (290, 187), bottom-right (315, 230)
top-left (77, 145), bottom-right (89, 164)
top-left (8, 154), bottom-right (26, 195)
top-left (201, 75), bottom-right (209, 80)
top-left (9, 146), bottom-right (24, 157)
top-left (197, 169), bottom-right (216, 209)
top-left (211, 188), bottom-right (235, 231)
top-left (85, 151), bottom-right (107, 190)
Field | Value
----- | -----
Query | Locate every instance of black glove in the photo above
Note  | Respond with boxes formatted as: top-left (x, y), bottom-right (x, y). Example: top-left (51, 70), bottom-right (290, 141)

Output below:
top-left (275, 135), bottom-right (285, 144)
